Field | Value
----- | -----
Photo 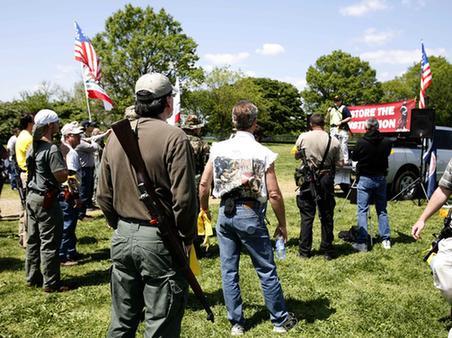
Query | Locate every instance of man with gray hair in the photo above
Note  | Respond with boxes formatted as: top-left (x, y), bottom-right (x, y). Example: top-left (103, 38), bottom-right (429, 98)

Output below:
top-left (199, 100), bottom-right (297, 335)
top-left (351, 118), bottom-right (393, 252)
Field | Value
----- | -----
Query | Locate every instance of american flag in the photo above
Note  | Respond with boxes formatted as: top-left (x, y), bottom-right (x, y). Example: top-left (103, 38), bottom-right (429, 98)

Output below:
top-left (423, 137), bottom-right (437, 198)
top-left (419, 42), bottom-right (432, 108)
top-left (167, 77), bottom-right (181, 126)
top-left (74, 21), bottom-right (101, 82)
top-left (82, 66), bottom-right (113, 111)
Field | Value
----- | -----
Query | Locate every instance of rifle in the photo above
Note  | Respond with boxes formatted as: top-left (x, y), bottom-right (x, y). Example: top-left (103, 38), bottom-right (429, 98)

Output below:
top-left (12, 161), bottom-right (26, 208)
top-left (111, 119), bottom-right (214, 323)
top-left (295, 148), bottom-right (319, 201)
top-left (423, 208), bottom-right (452, 262)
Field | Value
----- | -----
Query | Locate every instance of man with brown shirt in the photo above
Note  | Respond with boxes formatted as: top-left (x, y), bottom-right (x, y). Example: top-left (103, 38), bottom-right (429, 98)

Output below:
top-left (294, 114), bottom-right (343, 260)
top-left (97, 73), bottom-right (197, 338)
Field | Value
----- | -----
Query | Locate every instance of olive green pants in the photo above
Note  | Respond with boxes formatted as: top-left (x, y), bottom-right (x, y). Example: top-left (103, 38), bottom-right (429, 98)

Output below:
top-left (108, 220), bottom-right (188, 338)
top-left (25, 191), bottom-right (63, 288)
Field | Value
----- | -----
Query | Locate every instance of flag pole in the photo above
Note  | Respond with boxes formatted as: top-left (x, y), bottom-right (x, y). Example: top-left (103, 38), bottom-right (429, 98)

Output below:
top-left (81, 65), bottom-right (92, 122)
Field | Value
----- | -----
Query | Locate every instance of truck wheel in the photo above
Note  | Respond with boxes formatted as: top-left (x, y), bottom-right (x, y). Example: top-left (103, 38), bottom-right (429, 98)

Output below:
top-left (393, 169), bottom-right (418, 200)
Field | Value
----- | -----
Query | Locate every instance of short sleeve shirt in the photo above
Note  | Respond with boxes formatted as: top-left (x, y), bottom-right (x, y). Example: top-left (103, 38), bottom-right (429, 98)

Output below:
top-left (439, 158), bottom-right (452, 190)
top-left (15, 130), bottom-right (32, 171)
top-left (27, 141), bottom-right (67, 192)
top-left (209, 131), bottom-right (277, 203)
top-left (295, 130), bottom-right (342, 168)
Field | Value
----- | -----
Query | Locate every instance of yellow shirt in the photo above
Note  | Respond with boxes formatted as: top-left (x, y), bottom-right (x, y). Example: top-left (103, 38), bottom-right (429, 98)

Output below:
top-left (15, 130), bottom-right (32, 171)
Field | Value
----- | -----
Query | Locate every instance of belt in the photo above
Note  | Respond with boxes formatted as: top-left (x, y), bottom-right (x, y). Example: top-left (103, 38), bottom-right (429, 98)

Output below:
top-left (330, 124), bottom-right (338, 127)
top-left (119, 216), bottom-right (159, 227)
top-left (221, 198), bottom-right (260, 209)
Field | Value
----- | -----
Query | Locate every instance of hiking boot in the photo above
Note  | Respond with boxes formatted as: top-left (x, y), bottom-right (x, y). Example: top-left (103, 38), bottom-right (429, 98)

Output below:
top-left (273, 313), bottom-right (298, 333)
top-left (44, 285), bottom-right (71, 293)
top-left (382, 239), bottom-right (391, 250)
top-left (352, 243), bottom-right (368, 252)
top-left (230, 324), bottom-right (245, 336)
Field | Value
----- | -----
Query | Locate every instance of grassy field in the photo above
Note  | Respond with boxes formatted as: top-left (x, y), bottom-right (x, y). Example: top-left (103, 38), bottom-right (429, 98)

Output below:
top-left (0, 143), bottom-right (451, 337)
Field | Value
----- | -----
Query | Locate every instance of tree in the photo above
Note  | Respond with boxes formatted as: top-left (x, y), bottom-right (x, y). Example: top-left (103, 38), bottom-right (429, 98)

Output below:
top-left (381, 56), bottom-right (452, 125)
top-left (301, 50), bottom-right (383, 114)
top-left (183, 67), bottom-right (268, 138)
top-left (250, 78), bottom-right (305, 134)
top-left (92, 4), bottom-right (203, 112)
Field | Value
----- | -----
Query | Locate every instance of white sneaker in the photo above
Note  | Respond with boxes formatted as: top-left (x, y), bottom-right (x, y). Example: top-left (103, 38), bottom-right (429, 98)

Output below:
top-left (231, 324), bottom-right (245, 336)
top-left (382, 239), bottom-right (391, 250)
top-left (273, 313), bottom-right (298, 333)
top-left (352, 243), bottom-right (368, 252)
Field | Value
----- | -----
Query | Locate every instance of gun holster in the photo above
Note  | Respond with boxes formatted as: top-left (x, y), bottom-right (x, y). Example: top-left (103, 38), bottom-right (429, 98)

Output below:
top-left (223, 197), bottom-right (236, 218)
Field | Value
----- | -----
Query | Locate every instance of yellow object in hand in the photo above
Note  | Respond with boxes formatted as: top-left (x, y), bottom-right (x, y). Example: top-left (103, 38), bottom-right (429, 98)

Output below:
top-left (189, 246), bottom-right (201, 276)
top-left (197, 210), bottom-right (214, 249)
top-left (290, 145), bottom-right (298, 155)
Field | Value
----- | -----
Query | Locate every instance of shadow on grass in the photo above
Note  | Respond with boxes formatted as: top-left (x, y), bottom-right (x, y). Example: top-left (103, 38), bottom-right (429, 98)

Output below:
top-left (286, 238), bottom-right (356, 259)
top-left (245, 296), bottom-right (335, 329)
top-left (186, 288), bottom-right (224, 311)
top-left (393, 230), bottom-right (416, 245)
top-left (65, 268), bottom-right (111, 288)
top-left (0, 257), bottom-right (23, 272)
top-left (79, 236), bottom-right (98, 245)
top-left (0, 229), bottom-right (16, 238)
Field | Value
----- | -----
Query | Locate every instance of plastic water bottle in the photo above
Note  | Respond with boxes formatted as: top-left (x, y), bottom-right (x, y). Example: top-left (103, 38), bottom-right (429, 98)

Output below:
top-left (275, 235), bottom-right (286, 260)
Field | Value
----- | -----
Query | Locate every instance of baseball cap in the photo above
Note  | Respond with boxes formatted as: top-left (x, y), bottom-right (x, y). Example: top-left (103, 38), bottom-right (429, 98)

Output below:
top-left (182, 115), bottom-right (205, 130)
top-left (34, 109), bottom-right (59, 126)
top-left (61, 121), bottom-right (84, 136)
top-left (135, 73), bottom-right (175, 100)
top-left (333, 95), bottom-right (342, 101)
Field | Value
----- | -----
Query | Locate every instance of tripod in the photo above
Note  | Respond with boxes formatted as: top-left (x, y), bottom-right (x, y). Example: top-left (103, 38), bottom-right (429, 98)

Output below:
top-left (390, 137), bottom-right (430, 205)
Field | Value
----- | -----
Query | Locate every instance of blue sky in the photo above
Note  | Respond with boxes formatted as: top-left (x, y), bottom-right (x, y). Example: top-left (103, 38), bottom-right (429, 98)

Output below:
top-left (1, 0), bottom-right (450, 101)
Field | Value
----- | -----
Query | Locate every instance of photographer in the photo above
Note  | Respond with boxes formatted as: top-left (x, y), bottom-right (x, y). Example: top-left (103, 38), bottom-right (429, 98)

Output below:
top-left (294, 113), bottom-right (343, 260)
top-left (412, 158), bottom-right (452, 316)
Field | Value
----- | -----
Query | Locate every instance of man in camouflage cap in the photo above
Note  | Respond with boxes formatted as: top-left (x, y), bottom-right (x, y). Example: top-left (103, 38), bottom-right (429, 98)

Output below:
top-left (182, 115), bottom-right (210, 185)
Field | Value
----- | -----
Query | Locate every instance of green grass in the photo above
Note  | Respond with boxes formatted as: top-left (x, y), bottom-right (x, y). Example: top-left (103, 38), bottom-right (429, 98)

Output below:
top-left (0, 143), bottom-right (451, 337)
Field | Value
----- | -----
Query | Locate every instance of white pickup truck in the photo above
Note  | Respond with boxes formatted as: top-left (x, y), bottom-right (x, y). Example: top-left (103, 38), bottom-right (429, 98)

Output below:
top-left (387, 126), bottom-right (452, 199)
top-left (340, 126), bottom-right (452, 199)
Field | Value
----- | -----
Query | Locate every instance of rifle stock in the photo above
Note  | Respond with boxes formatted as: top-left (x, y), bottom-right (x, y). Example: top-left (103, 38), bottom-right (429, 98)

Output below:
top-left (423, 209), bottom-right (452, 262)
top-left (111, 119), bottom-right (214, 323)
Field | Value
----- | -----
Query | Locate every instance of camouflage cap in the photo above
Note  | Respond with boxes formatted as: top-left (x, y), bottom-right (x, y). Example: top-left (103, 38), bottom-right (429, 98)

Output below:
top-left (182, 115), bottom-right (204, 130)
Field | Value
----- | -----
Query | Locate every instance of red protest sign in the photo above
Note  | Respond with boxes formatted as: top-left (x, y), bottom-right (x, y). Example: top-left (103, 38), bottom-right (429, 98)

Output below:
top-left (348, 99), bottom-right (416, 133)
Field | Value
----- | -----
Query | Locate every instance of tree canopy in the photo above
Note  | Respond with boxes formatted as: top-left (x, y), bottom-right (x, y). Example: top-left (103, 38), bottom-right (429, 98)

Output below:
top-left (301, 50), bottom-right (383, 114)
top-left (92, 4), bottom-right (203, 112)
top-left (381, 55), bottom-right (452, 125)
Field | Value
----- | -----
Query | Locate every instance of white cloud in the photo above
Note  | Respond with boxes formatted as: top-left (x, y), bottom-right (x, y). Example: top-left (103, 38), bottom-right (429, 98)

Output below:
top-left (279, 76), bottom-right (306, 90)
top-left (340, 0), bottom-right (387, 17)
top-left (204, 52), bottom-right (250, 65)
top-left (360, 28), bottom-right (397, 45)
top-left (360, 48), bottom-right (447, 64)
top-left (256, 43), bottom-right (285, 56)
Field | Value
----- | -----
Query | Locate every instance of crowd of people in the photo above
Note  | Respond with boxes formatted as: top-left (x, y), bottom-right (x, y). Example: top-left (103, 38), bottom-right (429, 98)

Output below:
top-left (2, 72), bottom-right (451, 336)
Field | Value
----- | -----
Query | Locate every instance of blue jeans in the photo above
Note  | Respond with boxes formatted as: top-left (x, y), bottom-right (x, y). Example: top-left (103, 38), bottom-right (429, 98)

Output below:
top-left (357, 176), bottom-right (390, 244)
top-left (79, 166), bottom-right (95, 218)
top-left (216, 202), bottom-right (288, 327)
top-left (59, 198), bottom-right (79, 260)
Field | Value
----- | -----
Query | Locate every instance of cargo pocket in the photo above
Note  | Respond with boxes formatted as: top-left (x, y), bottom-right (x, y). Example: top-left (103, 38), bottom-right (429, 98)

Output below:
top-left (166, 279), bottom-right (188, 322)
top-left (110, 232), bottom-right (129, 269)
